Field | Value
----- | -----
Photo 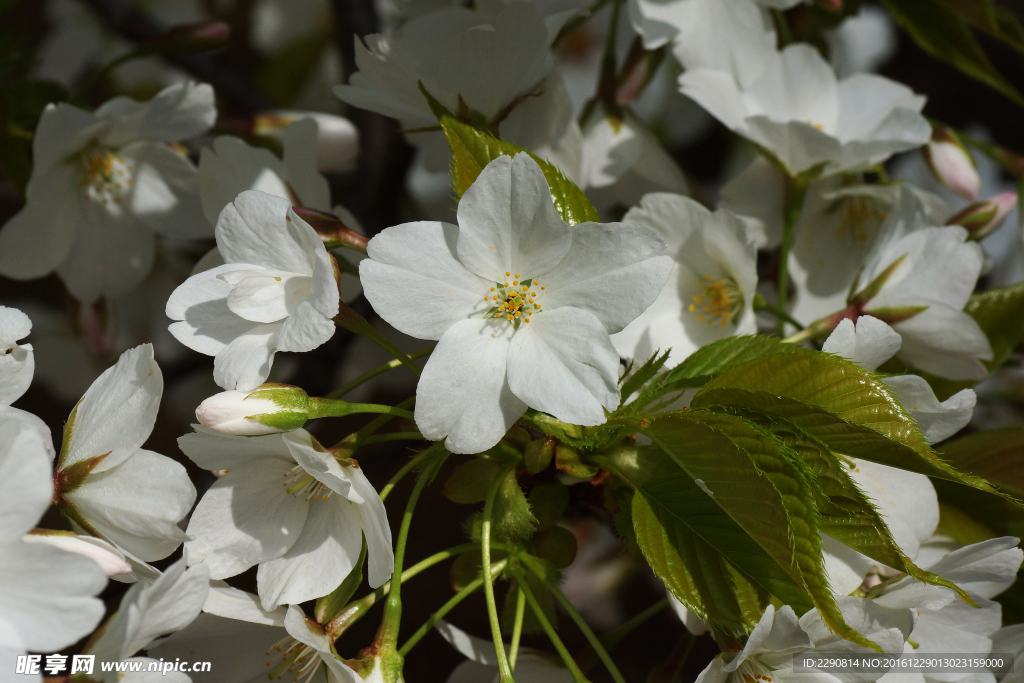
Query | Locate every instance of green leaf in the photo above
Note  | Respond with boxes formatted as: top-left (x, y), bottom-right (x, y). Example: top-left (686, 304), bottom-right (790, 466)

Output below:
top-left (881, 0), bottom-right (1024, 104)
top-left (938, 0), bottom-right (1024, 55)
top-left (665, 335), bottom-right (804, 387)
top-left (938, 428), bottom-right (1024, 497)
top-left (619, 350), bottom-right (671, 404)
top-left (443, 458), bottom-right (504, 504)
top-left (493, 468), bottom-right (537, 543)
top-left (693, 387), bottom-right (1012, 501)
top-left (419, 84), bottom-right (599, 226)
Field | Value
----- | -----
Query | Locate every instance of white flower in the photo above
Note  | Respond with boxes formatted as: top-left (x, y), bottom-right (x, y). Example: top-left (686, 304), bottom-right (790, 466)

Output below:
top-left (696, 599), bottom-right (910, 683)
top-left (611, 193), bottom-right (757, 367)
top-left (841, 188), bottom-right (992, 381)
top-left (359, 153), bottom-right (672, 453)
top-left (254, 111), bottom-right (360, 173)
top-left (579, 111), bottom-right (688, 212)
top-left (0, 417), bottom-right (107, 666)
top-left (0, 305), bottom-right (34, 405)
top-left (53, 344), bottom-right (196, 569)
top-left (21, 532), bottom-right (132, 579)
top-left (823, 316), bottom-right (976, 444)
top-left (436, 620), bottom-right (573, 683)
top-left (179, 426), bottom-right (393, 609)
top-left (166, 190), bottom-right (341, 392)
top-left (86, 559), bottom-right (210, 683)
top-left (679, 42), bottom-right (930, 175)
top-left (873, 538), bottom-right (1023, 683)
top-left (0, 82), bottom-right (216, 303)
top-left (151, 584), bottom-right (360, 683)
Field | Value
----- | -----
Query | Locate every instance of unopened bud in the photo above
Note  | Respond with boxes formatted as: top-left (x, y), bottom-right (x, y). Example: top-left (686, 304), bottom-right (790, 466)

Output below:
top-left (524, 437), bottom-right (556, 474)
top-left (923, 126), bottom-right (980, 200)
top-left (196, 384), bottom-right (310, 436)
top-left (254, 111), bottom-right (359, 173)
top-left (947, 191), bottom-right (1017, 240)
top-left (292, 207), bottom-right (368, 253)
top-left (23, 531), bottom-right (132, 578)
top-left (142, 21), bottom-right (230, 55)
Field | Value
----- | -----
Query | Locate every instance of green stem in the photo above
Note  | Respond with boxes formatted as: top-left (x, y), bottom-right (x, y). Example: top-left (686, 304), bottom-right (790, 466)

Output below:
top-left (577, 599), bottom-right (668, 672)
top-left (310, 398), bottom-right (415, 421)
top-left (596, 0), bottom-right (623, 106)
top-left (776, 174), bottom-right (809, 334)
top-left (332, 396), bottom-right (415, 454)
top-left (397, 558), bottom-right (510, 656)
top-left (326, 542), bottom-right (478, 639)
top-left (379, 443), bottom-right (444, 502)
top-left (519, 556), bottom-right (625, 683)
top-left (512, 568), bottom-right (590, 683)
top-left (482, 467), bottom-right (516, 683)
top-left (753, 292), bottom-right (805, 331)
top-left (508, 587), bottom-right (526, 672)
top-left (772, 9), bottom-right (793, 47)
top-left (357, 432), bottom-right (426, 446)
top-left (327, 347), bottom-right (433, 399)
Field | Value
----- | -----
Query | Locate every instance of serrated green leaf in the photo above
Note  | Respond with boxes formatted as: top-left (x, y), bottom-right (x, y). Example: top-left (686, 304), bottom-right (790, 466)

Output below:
top-left (693, 387), bottom-right (1013, 502)
top-left (493, 468), bottom-right (537, 543)
top-left (619, 350), bottom-right (671, 404)
top-left (697, 349), bottom-right (932, 456)
top-left (938, 428), bottom-right (1024, 497)
top-left (881, 0), bottom-right (1024, 104)
top-left (665, 335), bottom-right (803, 387)
top-left (685, 410), bottom-right (881, 650)
top-left (419, 84), bottom-right (599, 226)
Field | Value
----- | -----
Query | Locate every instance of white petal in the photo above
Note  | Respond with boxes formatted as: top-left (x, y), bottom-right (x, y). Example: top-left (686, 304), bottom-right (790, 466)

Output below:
top-left (361, 221), bottom-right (488, 340)
top-left (283, 430), bottom-right (363, 502)
top-left (891, 307), bottom-right (992, 382)
top-left (539, 222), bottom-right (672, 334)
top-left (166, 263), bottom-right (266, 357)
top-left (275, 300), bottom-right (336, 353)
top-left (0, 163), bottom-right (80, 281)
top-left (0, 542), bottom-right (106, 652)
top-left (256, 495), bottom-right (364, 610)
top-left (414, 318), bottom-right (525, 454)
top-left (57, 199), bottom-right (156, 304)
top-left (284, 609), bottom-right (361, 683)
top-left (350, 469), bottom-right (394, 588)
top-left (223, 270), bottom-right (311, 323)
top-left (283, 118), bottom-right (332, 212)
top-left (822, 316), bottom-right (901, 371)
top-left (507, 307), bottom-right (619, 425)
top-left (67, 449), bottom-right (196, 561)
top-left (215, 191), bottom-right (314, 275)
top-left (0, 343), bottom-right (33, 406)
top-left (883, 376), bottom-right (974, 444)
top-left (21, 534), bottom-right (132, 578)
top-left (97, 82), bottom-right (216, 146)
top-left (124, 141), bottom-right (210, 239)
top-left (0, 306), bottom-right (31, 346)
top-left (0, 420), bottom-right (53, 542)
top-left (212, 322), bottom-right (280, 392)
top-left (198, 135), bottom-right (290, 226)
top-left (184, 458), bottom-right (309, 579)
top-left (63, 344), bottom-right (162, 472)
top-left (924, 537), bottom-right (1024, 600)
top-left (436, 620), bottom-right (504, 665)
top-left (90, 560), bottom-right (209, 661)
top-left (456, 153), bottom-right (572, 281)
top-left (850, 459), bottom-right (938, 551)
top-left (203, 585), bottom-right (287, 626)
top-left (178, 425), bottom-right (295, 471)
top-left (31, 102), bottom-right (104, 171)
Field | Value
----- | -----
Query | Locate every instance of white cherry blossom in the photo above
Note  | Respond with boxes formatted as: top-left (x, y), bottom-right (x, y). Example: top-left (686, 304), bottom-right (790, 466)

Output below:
top-left (0, 82), bottom-right (216, 303)
top-left (612, 193), bottom-right (757, 367)
top-left (359, 153), bottom-right (672, 453)
top-left (0, 306), bottom-right (34, 406)
top-left (179, 426), bottom-right (393, 610)
top-left (52, 344), bottom-right (196, 572)
top-left (165, 190), bottom-right (341, 392)
top-left (679, 42), bottom-right (930, 176)
top-left (436, 620), bottom-right (573, 683)
top-left (0, 417), bottom-right (107, 672)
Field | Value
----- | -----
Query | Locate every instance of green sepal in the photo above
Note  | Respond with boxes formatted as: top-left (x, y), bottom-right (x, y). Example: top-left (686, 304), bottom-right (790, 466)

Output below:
top-left (55, 452), bottom-right (109, 497)
top-left (524, 437), bottom-right (556, 474)
top-left (493, 468), bottom-right (537, 544)
top-left (555, 443), bottom-right (599, 479)
top-left (418, 82), bottom-right (599, 226)
top-left (443, 458), bottom-right (505, 504)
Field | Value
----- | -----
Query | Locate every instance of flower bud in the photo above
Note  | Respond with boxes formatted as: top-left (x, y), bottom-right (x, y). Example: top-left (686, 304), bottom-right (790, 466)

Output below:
top-left (141, 21), bottom-right (231, 55)
top-left (923, 126), bottom-right (980, 200)
top-left (196, 384), bottom-right (310, 436)
top-left (254, 111), bottom-right (359, 173)
top-left (946, 191), bottom-right (1017, 240)
top-left (23, 531), bottom-right (132, 578)
top-left (292, 206), bottom-right (368, 253)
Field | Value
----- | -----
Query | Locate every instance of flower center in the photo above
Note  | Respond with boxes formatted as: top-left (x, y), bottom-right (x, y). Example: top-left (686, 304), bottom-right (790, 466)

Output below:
top-left (265, 635), bottom-right (321, 682)
top-left (282, 466), bottom-right (333, 502)
top-left (78, 146), bottom-right (134, 208)
top-left (482, 272), bottom-right (545, 329)
top-left (834, 196), bottom-right (886, 245)
top-left (733, 656), bottom-right (775, 683)
top-left (689, 274), bottom-right (743, 327)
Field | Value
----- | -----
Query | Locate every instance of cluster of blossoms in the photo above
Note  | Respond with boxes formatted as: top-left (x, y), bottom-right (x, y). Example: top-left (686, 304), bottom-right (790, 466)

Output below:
top-left (4, 0), bottom-right (1024, 682)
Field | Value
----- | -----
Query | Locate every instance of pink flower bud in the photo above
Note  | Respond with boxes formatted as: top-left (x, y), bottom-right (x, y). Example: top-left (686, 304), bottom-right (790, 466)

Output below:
top-left (923, 127), bottom-right (980, 200)
top-left (947, 191), bottom-right (1017, 240)
top-left (254, 111), bottom-right (359, 173)
top-left (23, 533), bottom-right (132, 578)
top-left (143, 21), bottom-right (231, 55)
top-left (196, 385), bottom-right (310, 436)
